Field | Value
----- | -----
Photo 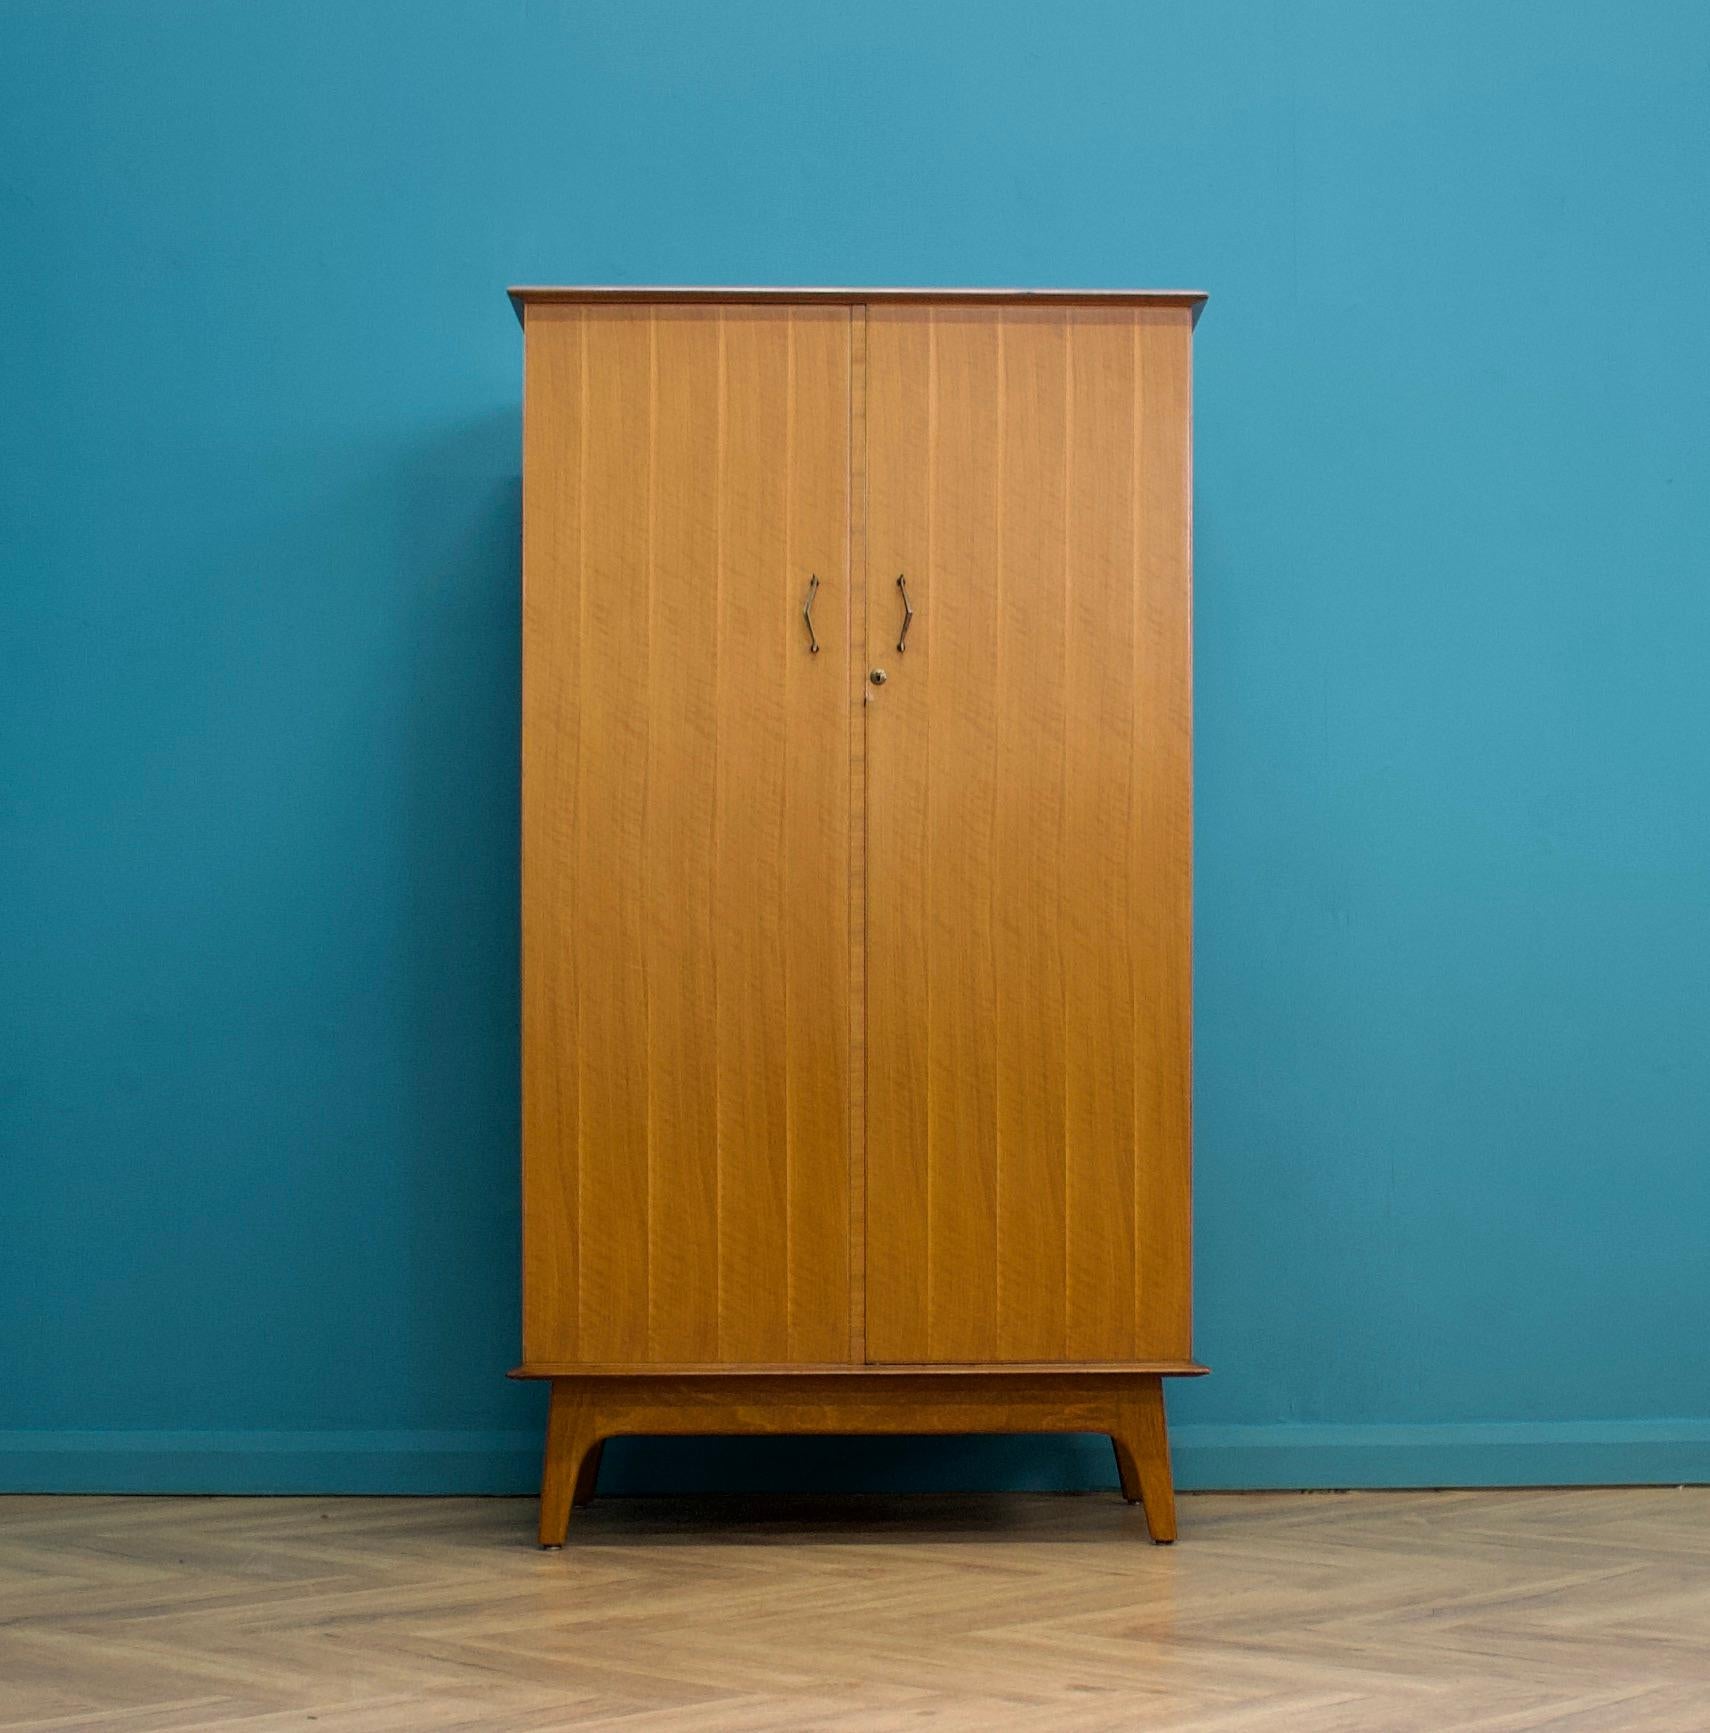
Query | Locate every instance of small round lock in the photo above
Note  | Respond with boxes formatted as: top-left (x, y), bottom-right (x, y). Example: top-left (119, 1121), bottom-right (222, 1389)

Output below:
top-left (869, 668), bottom-right (888, 686)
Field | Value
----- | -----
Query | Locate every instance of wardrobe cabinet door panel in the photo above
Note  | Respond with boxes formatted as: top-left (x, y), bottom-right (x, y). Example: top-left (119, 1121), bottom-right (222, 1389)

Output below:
top-left (864, 305), bottom-right (1193, 1365)
top-left (522, 304), bottom-right (853, 1366)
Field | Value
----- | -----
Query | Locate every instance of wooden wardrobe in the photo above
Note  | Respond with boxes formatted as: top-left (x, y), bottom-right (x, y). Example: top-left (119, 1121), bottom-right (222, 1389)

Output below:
top-left (511, 286), bottom-right (1206, 1545)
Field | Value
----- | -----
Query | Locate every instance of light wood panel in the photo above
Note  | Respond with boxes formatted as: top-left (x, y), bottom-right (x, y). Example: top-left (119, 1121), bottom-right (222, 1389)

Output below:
top-left (846, 307), bottom-right (869, 1364)
top-left (1132, 307), bottom-right (1195, 1353)
top-left (521, 303), bottom-right (853, 1367)
top-left (864, 304), bottom-right (1195, 1365)
top-left (8, 1491), bottom-right (1709, 1729)
top-left (1065, 308), bottom-right (1142, 1358)
top-left (862, 305), bottom-right (934, 1358)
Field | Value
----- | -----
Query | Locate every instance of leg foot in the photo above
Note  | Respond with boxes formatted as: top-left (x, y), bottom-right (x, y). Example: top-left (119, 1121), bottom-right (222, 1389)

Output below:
top-left (539, 1380), bottom-right (598, 1547)
top-left (1111, 1376), bottom-right (1177, 1544)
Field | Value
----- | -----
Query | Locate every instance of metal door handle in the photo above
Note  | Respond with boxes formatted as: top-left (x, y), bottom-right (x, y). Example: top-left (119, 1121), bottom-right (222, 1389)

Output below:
top-left (802, 575), bottom-right (820, 654)
top-left (895, 574), bottom-right (913, 653)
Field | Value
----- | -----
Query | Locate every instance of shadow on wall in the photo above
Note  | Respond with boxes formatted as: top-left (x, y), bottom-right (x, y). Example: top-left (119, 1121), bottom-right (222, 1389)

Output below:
top-left (390, 410), bottom-right (532, 1430)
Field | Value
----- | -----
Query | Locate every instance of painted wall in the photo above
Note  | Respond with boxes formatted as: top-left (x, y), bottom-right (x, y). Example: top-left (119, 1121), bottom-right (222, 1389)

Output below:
top-left (3, 1), bottom-right (1707, 1495)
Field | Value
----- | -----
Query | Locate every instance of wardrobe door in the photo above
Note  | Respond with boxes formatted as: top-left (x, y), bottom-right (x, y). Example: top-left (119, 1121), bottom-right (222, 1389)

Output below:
top-left (522, 304), bottom-right (854, 1367)
top-left (864, 304), bottom-right (1193, 1365)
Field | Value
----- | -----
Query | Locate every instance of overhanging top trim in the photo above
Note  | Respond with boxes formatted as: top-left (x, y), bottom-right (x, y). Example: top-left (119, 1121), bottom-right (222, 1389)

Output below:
top-left (508, 285), bottom-right (1208, 326)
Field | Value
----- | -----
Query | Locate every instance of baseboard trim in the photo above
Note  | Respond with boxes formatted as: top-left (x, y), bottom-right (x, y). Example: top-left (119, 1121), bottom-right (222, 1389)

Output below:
top-left (2, 1420), bottom-right (1706, 1496)
top-left (1174, 1420), bottom-right (1710, 1490)
top-left (0, 1430), bottom-right (544, 1495)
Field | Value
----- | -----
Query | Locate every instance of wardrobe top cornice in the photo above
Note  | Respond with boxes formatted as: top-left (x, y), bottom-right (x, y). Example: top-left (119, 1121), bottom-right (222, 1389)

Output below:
top-left (509, 286), bottom-right (1208, 326)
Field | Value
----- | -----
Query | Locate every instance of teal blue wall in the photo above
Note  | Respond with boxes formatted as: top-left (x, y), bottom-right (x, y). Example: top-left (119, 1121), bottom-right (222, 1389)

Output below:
top-left (4, 1), bottom-right (1707, 1495)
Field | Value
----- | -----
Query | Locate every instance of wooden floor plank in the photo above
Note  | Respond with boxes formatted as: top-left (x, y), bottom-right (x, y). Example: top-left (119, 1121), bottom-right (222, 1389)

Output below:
top-left (0, 1490), bottom-right (1706, 1730)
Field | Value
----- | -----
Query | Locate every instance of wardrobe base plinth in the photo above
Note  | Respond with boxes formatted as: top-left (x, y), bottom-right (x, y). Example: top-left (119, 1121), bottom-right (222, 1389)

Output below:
top-left (523, 1368), bottom-right (1199, 1547)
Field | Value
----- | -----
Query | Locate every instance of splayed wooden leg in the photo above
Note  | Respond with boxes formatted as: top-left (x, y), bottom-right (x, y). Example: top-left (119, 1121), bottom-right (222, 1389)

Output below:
top-left (538, 1380), bottom-right (598, 1547)
top-left (1111, 1375), bottom-right (1177, 1544)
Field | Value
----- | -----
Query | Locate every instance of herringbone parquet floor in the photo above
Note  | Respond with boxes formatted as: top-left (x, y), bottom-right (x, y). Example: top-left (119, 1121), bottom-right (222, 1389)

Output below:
top-left (2, 1489), bottom-right (1706, 1730)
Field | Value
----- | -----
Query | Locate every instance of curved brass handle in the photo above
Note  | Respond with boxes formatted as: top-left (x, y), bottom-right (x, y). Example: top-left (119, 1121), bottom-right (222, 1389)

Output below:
top-left (802, 574), bottom-right (820, 654)
top-left (896, 573), bottom-right (914, 653)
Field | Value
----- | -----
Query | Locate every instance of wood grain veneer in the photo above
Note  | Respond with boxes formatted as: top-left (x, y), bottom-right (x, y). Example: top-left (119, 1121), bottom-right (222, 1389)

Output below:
top-left (518, 290), bottom-right (1203, 1543)
top-left (522, 303), bottom-right (854, 1369)
top-left (862, 304), bottom-right (1194, 1366)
